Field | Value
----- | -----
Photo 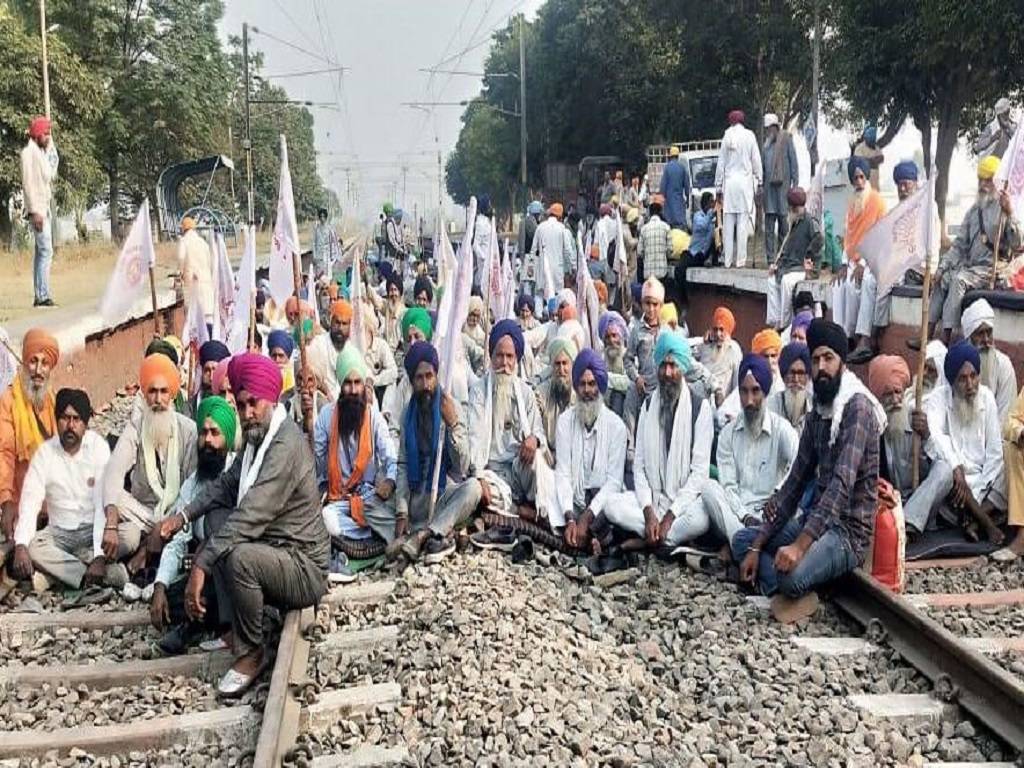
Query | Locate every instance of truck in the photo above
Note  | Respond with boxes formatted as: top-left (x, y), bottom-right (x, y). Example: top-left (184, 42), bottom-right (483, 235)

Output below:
top-left (646, 140), bottom-right (721, 215)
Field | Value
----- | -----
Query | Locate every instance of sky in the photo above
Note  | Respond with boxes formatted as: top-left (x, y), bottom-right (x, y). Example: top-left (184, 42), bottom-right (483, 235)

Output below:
top-left (220, 0), bottom-right (544, 224)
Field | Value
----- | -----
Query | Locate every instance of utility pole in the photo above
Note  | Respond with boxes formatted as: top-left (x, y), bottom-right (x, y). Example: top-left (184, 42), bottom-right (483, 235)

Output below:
top-left (518, 14), bottom-right (527, 206)
top-left (402, 166), bottom-right (408, 205)
top-left (810, 0), bottom-right (821, 176)
top-left (242, 23), bottom-right (255, 225)
top-left (437, 150), bottom-right (443, 217)
top-left (40, 0), bottom-right (51, 118)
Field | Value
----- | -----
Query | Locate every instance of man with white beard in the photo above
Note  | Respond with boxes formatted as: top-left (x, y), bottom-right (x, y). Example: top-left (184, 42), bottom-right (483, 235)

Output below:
top-left (555, 350), bottom-right (627, 552)
top-left (96, 354), bottom-right (197, 586)
top-left (599, 311), bottom-right (630, 418)
top-left (961, 298), bottom-right (1017, 423)
top-left (915, 340), bottom-right (947, 404)
top-left (923, 340), bottom-right (1006, 544)
top-left (767, 342), bottom-right (813, 433)
top-left (703, 354), bottom-right (797, 548)
top-left (535, 338), bottom-right (576, 458)
top-left (697, 307), bottom-right (742, 406)
top-left (603, 332), bottom-right (713, 549)
top-left (867, 356), bottom-right (954, 536)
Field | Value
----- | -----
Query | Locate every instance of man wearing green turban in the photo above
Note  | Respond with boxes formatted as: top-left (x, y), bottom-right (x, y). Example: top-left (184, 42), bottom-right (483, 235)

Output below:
top-left (149, 394), bottom-right (238, 655)
top-left (401, 307), bottom-right (433, 343)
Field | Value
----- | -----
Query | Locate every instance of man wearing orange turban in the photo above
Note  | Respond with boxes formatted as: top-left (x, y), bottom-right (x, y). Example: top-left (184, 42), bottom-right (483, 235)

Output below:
top-left (0, 329), bottom-right (60, 540)
top-left (94, 353), bottom-right (197, 587)
top-left (307, 299), bottom-right (354, 400)
top-left (698, 307), bottom-right (742, 405)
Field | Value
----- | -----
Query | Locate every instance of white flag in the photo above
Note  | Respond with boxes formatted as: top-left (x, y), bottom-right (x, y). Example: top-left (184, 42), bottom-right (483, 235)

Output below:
top-left (499, 237), bottom-right (515, 321)
top-left (227, 226), bottom-right (256, 353)
top-left (269, 135), bottom-right (300, 307)
top-left (484, 217), bottom-right (502, 324)
top-left (614, 212), bottom-right (628, 274)
top-left (575, 231), bottom-right (601, 350)
top-left (182, 288), bottom-right (210, 396)
top-left (995, 120), bottom-right (1024, 216)
top-left (805, 167), bottom-right (826, 229)
top-left (0, 327), bottom-right (17, 394)
top-left (349, 246), bottom-right (366, 355)
top-left (861, 178), bottom-right (938, 296)
top-left (434, 214), bottom-right (458, 310)
top-left (436, 197), bottom-right (477, 392)
top-left (212, 233), bottom-right (235, 342)
top-left (99, 199), bottom-right (156, 326)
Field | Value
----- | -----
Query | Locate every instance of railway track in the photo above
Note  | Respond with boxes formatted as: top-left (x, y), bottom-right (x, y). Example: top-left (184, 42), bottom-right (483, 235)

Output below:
top-left (0, 579), bottom-right (407, 767)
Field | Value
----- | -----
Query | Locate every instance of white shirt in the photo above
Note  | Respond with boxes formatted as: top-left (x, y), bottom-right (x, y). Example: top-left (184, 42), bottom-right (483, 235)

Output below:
top-left (554, 404), bottom-right (627, 516)
top-left (20, 140), bottom-right (58, 217)
top-left (982, 348), bottom-right (1017, 424)
top-left (531, 218), bottom-right (574, 297)
top-left (925, 384), bottom-right (1004, 499)
top-left (177, 229), bottom-right (215, 319)
top-left (714, 124), bottom-right (763, 214)
top-left (696, 339), bottom-right (743, 398)
top-left (716, 409), bottom-right (798, 510)
top-left (16, 431), bottom-right (111, 551)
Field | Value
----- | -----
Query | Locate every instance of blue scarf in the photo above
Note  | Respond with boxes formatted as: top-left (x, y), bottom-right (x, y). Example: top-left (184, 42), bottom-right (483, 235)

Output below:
top-left (403, 387), bottom-right (449, 495)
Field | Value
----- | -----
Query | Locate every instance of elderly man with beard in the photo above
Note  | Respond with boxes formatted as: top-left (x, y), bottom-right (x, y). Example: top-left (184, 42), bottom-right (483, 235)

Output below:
top-left (733, 319), bottom-right (885, 623)
top-left (704, 355), bottom-right (798, 547)
top-left (866, 356), bottom-right (954, 538)
top-left (698, 307), bottom-right (742, 406)
top-left (599, 311), bottom-right (630, 417)
top-left (556, 350), bottom-right (627, 551)
top-left (95, 354), bottom-right (198, 587)
top-left (190, 340), bottom-right (231, 412)
top-left (922, 341), bottom-right (1006, 545)
top-left (831, 157), bottom-right (888, 340)
top-left (0, 329), bottom-right (59, 550)
top-left (767, 187), bottom-right (822, 332)
top-left (603, 333), bottom-right (713, 550)
top-left (9, 390), bottom-right (109, 591)
top-left (536, 338), bottom-right (577, 459)
top-left (469, 320), bottom-right (551, 549)
top-left (767, 342), bottom-right (813, 434)
top-left (394, 342), bottom-right (481, 565)
top-left (926, 157), bottom-right (1020, 345)
top-left (315, 346), bottom-right (398, 558)
top-left (158, 353), bottom-right (328, 696)
top-left (307, 299), bottom-right (353, 400)
top-left (383, 308), bottom-right (434, 443)
top-left (717, 329), bottom-right (784, 428)
top-left (149, 396), bottom-right (237, 653)
top-left (961, 299), bottom-right (1017, 423)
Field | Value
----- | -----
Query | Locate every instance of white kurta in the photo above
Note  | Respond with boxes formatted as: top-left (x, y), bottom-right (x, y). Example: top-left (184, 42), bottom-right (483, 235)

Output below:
top-left (553, 404), bottom-right (627, 525)
top-left (714, 124), bottom-right (762, 215)
top-left (925, 384), bottom-right (1005, 502)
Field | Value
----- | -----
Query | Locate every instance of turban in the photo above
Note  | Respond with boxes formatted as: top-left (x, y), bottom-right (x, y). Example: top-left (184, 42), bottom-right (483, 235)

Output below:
top-left (361, 302), bottom-right (380, 335)
top-left (863, 126), bottom-right (878, 147)
top-left (786, 187), bottom-right (807, 207)
top-left (599, 311), bottom-right (628, 342)
top-left (599, 204), bottom-right (612, 217)
top-left (728, 110), bottom-right (745, 125)
top-left (336, 345), bottom-right (370, 387)
top-left (163, 336), bottom-right (184, 362)
top-left (738, 353), bottom-right (773, 396)
top-left (763, 113), bottom-right (780, 129)
top-left (944, 340), bottom-right (981, 385)
top-left (478, 194), bottom-right (492, 216)
top-left (382, 202), bottom-right (394, 216)
top-left (561, 304), bottom-right (578, 321)
top-left (330, 299), bottom-right (353, 323)
top-left (402, 307), bottom-right (433, 341)
top-left (414, 276), bottom-right (434, 301)
top-left (180, 217), bottom-right (196, 232)
top-left (978, 155), bottom-right (1000, 180)
top-left (547, 337), bottom-right (577, 367)
top-left (199, 340), bottom-right (230, 366)
top-left (146, 337), bottom-right (179, 367)
top-left (712, 307), bottom-right (736, 335)
top-left (403, 340), bottom-right (438, 382)
top-left (962, 298), bottom-right (995, 339)
top-left (751, 329), bottom-right (782, 356)
top-left (527, 200), bottom-right (544, 215)
top-left (925, 340), bottom-right (947, 375)
top-left (806, 318), bottom-right (848, 362)
top-left (594, 279), bottom-right (608, 304)
top-left (669, 145), bottom-right (680, 157)
top-left (228, 353), bottom-right (283, 403)
top-left (255, 290), bottom-right (267, 309)
top-left (139, 353), bottom-right (181, 398)
top-left (631, 281), bottom-right (643, 304)
top-left (653, 330), bottom-right (692, 372)
top-left (383, 266), bottom-right (403, 295)
top-left (196, 395), bottom-right (237, 449)
top-left (28, 116), bottom-right (51, 140)
top-left (557, 319), bottom-right (586, 352)
top-left (641, 276), bottom-right (665, 303)
top-left (572, 348), bottom-right (608, 394)
top-left (290, 318), bottom-right (315, 347)
top-left (548, 203), bottom-right (564, 219)
top-left (779, 341), bottom-right (810, 377)
top-left (867, 355), bottom-right (911, 399)
top-left (791, 310), bottom-right (814, 335)
top-left (21, 329), bottom-right (59, 367)
top-left (557, 288), bottom-right (577, 308)
top-left (468, 295), bottom-right (485, 316)
top-left (650, 194), bottom-right (665, 208)
top-left (394, 208), bottom-right (404, 222)
top-left (848, 156), bottom-right (871, 184)
top-left (516, 294), bottom-right (534, 314)
top-left (55, 389), bottom-right (92, 423)
top-left (893, 161), bottom-right (918, 184)
top-left (212, 358), bottom-right (231, 395)
top-left (625, 207), bottom-right (639, 224)
top-left (660, 303), bottom-right (678, 326)
top-left (267, 329), bottom-right (295, 358)
top-left (489, 319), bottom-right (525, 360)
top-left (996, 98), bottom-right (1012, 115)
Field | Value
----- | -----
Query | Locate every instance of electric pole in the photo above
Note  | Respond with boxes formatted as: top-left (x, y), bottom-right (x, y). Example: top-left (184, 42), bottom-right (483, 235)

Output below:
top-left (810, 1), bottom-right (820, 175)
top-left (40, 0), bottom-right (50, 118)
top-left (242, 22), bottom-right (255, 225)
top-left (518, 14), bottom-right (527, 205)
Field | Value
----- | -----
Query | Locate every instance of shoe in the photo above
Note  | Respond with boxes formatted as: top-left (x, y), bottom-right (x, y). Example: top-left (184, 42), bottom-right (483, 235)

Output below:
top-left (422, 535), bottom-right (456, 565)
top-left (470, 526), bottom-right (517, 552)
top-left (770, 592), bottom-right (820, 624)
top-left (216, 655), bottom-right (269, 698)
top-left (159, 623), bottom-right (203, 655)
top-left (401, 531), bottom-right (428, 562)
top-left (38, 299), bottom-right (56, 307)
top-left (328, 551), bottom-right (357, 584)
top-left (31, 571), bottom-right (52, 594)
top-left (122, 582), bottom-right (143, 602)
top-left (509, 536), bottom-right (534, 564)
top-left (199, 636), bottom-right (230, 652)
top-left (991, 547), bottom-right (1021, 563)
top-left (847, 346), bottom-right (875, 365)
top-left (104, 563), bottom-right (128, 589)
top-left (64, 586), bottom-right (113, 608)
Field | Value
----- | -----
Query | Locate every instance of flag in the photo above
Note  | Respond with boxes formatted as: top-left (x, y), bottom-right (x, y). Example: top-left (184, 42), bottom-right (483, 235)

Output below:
top-left (484, 217), bottom-right (503, 323)
top-left (995, 120), bottom-right (1024, 216)
top-left (436, 197), bottom-right (477, 392)
top-left (434, 214), bottom-right (457, 309)
top-left (269, 135), bottom-right (300, 307)
top-left (349, 245), bottom-right (366, 355)
top-left (99, 199), bottom-right (157, 326)
top-left (805, 166), bottom-right (826, 229)
top-left (0, 327), bottom-right (16, 393)
top-left (182, 287), bottom-right (210, 396)
top-left (227, 225), bottom-right (256, 353)
top-left (499, 237), bottom-right (515, 321)
top-left (614, 211), bottom-right (628, 275)
top-left (212, 232), bottom-right (235, 342)
top-left (575, 229), bottom-right (601, 349)
top-left (860, 178), bottom-right (938, 296)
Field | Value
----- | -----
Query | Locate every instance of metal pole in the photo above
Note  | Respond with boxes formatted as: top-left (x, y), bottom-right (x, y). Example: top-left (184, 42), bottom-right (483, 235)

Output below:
top-left (243, 23), bottom-right (255, 226)
top-left (810, 0), bottom-right (820, 175)
top-left (518, 14), bottom-right (527, 196)
top-left (40, 0), bottom-right (51, 119)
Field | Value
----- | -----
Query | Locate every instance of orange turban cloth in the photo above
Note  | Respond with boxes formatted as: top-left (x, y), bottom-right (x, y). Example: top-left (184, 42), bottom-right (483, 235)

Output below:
top-left (712, 307), bottom-right (736, 336)
top-left (751, 329), bottom-right (782, 356)
top-left (331, 299), bottom-right (354, 322)
top-left (594, 280), bottom-right (608, 303)
top-left (139, 353), bottom-right (181, 398)
top-left (561, 304), bottom-right (578, 321)
top-left (868, 355), bottom-right (911, 399)
top-left (21, 329), bottom-right (59, 366)
top-left (548, 203), bottom-right (564, 219)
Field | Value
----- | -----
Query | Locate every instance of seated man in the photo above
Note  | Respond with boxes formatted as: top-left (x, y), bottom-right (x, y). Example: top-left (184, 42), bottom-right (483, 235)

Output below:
top-left (307, 299), bottom-right (352, 400)
top-left (922, 340), bottom-right (1006, 544)
top-left (623, 276), bottom-right (665, 438)
top-left (267, 330), bottom-right (296, 403)
top-left (733, 319), bottom-right (884, 622)
top-left (97, 354), bottom-right (197, 585)
top-left (718, 328), bottom-right (784, 426)
top-left (603, 332), bottom-right (713, 549)
top-left (315, 346), bottom-right (398, 559)
top-left (535, 338), bottom-right (576, 459)
top-left (150, 396), bottom-right (237, 653)
top-left (961, 298), bottom-right (1017, 423)
top-left (697, 307), bottom-right (742, 406)
top-left (766, 187), bottom-right (822, 331)
top-left (767, 342), bottom-right (812, 433)
top-left (394, 342), bottom-right (481, 564)
top-left (158, 353), bottom-right (328, 696)
top-left (703, 355), bottom-right (798, 547)
top-left (289, 359), bottom-right (331, 431)
top-left (598, 310), bottom-right (630, 418)
top-left (557, 351), bottom-right (628, 551)
top-left (190, 340), bottom-right (231, 412)
top-left (10, 390), bottom-right (110, 590)
top-left (917, 340), bottom-right (946, 403)
top-left (382, 307), bottom-right (433, 442)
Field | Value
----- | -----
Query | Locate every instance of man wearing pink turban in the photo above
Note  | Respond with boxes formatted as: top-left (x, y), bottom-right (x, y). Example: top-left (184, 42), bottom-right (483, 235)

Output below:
top-left (21, 116), bottom-right (58, 306)
top-left (715, 108), bottom-right (762, 268)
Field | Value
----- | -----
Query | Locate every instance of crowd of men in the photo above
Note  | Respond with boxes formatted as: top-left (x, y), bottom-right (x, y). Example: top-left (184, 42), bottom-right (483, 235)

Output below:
top-left (4, 106), bottom-right (1024, 697)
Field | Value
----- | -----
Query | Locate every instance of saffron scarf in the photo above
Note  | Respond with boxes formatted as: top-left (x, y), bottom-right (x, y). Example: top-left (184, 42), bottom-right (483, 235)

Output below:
top-left (844, 187), bottom-right (887, 262)
top-left (10, 375), bottom-right (55, 463)
top-left (327, 403), bottom-right (373, 526)
top-left (403, 388), bottom-right (448, 496)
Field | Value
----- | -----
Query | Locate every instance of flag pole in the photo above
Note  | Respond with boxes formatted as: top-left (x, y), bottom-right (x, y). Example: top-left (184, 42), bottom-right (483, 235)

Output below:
top-left (912, 178), bottom-right (936, 489)
top-left (0, 338), bottom-right (23, 367)
top-left (989, 180), bottom-right (1010, 290)
top-left (149, 265), bottom-right (161, 337)
top-left (291, 251), bottom-right (313, 442)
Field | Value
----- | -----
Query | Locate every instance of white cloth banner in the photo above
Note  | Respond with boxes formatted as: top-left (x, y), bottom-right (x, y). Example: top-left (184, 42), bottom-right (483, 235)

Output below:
top-left (499, 236), bottom-right (515, 321)
top-left (995, 119), bottom-right (1024, 218)
top-left (227, 225), bottom-right (256, 353)
top-left (349, 246), bottom-right (366, 355)
top-left (0, 327), bottom-right (17, 393)
top-left (269, 135), bottom-right (300, 307)
top-left (436, 198), bottom-right (477, 392)
top-left (861, 178), bottom-right (937, 296)
top-left (212, 232), bottom-right (235, 342)
top-left (99, 199), bottom-right (156, 326)
top-left (183, 286), bottom-right (210, 396)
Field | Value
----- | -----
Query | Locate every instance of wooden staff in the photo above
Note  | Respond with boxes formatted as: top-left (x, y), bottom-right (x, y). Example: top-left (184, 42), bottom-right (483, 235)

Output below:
top-left (186, 341), bottom-right (196, 400)
top-left (989, 180), bottom-right (1011, 290)
top-left (0, 337), bottom-right (24, 367)
top-left (291, 252), bottom-right (314, 443)
top-left (912, 180), bottom-right (936, 489)
top-left (149, 264), bottom-right (161, 336)
top-left (247, 294), bottom-right (256, 350)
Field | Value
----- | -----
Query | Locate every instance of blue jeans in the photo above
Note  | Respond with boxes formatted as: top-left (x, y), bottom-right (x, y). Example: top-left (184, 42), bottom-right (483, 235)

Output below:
top-left (33, 219), bottom-right (52, 302)
top-left (732, 518), bottom-right (859, 598)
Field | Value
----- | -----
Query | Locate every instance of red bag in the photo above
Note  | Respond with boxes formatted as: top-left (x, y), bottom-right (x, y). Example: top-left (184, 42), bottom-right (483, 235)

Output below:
top-left (865, 478), bottom-right (906, 592)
